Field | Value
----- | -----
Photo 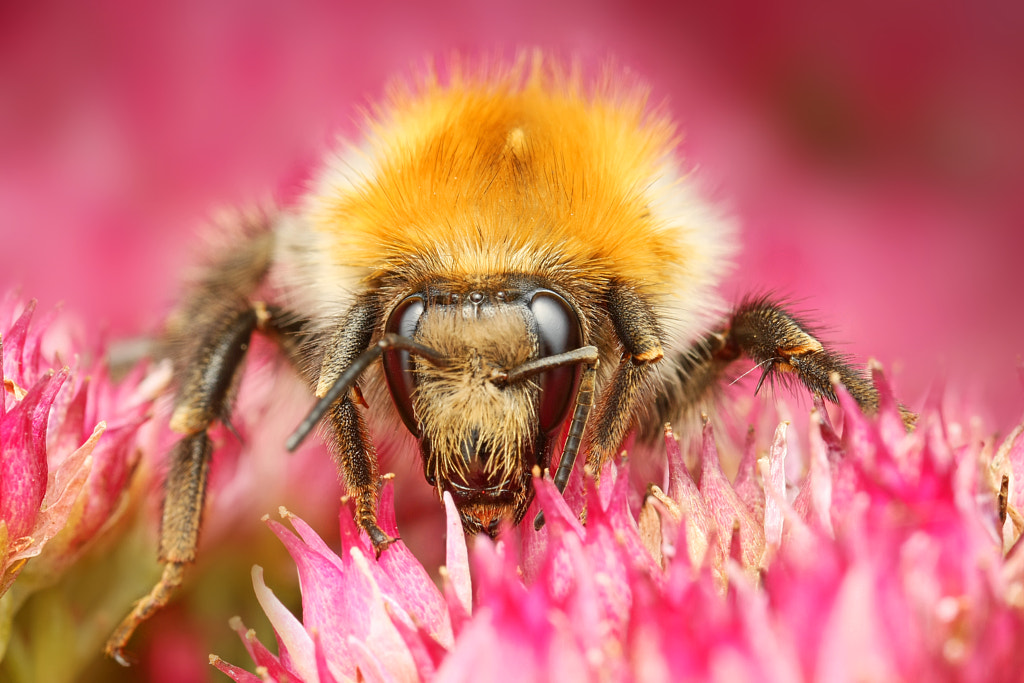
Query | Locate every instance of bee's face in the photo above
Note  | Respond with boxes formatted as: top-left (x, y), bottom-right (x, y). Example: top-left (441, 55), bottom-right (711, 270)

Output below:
top-left (382, 280), bottom-right (583, 535)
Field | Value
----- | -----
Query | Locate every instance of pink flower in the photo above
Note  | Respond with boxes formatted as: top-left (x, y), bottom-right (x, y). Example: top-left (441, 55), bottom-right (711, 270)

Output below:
top-left (212, 480), bottom-right (456, 683)
top-left (0, 293), bottom-right (156, 596)
top-left (215, 368), bottom-right (1024, 682)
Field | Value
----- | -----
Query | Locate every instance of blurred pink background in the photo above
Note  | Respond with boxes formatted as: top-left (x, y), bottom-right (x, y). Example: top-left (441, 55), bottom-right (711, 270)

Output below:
top-left (2, 0), bottom-right (1023, 431)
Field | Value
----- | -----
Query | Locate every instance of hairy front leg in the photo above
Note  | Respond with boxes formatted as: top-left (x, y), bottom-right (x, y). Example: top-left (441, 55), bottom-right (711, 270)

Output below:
top-left (329, 398), bottom-right (396, 555)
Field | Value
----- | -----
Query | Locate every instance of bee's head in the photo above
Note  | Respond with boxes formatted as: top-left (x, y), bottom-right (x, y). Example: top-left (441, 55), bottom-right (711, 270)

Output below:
top-left (382, 282), bottom-right (583, 536)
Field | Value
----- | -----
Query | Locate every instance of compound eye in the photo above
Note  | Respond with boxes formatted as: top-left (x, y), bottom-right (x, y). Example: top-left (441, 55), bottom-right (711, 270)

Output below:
top-left (530, 291), bottom-right (583, 433)
top-left (383, 295), bottom-right (424, 436)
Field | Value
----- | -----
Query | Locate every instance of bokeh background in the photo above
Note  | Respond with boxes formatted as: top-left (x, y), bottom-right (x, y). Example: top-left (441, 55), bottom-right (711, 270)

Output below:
top-left (3, 1), bottom-right (1023, 426)
top-left (1, 0), bottom-right (1023, 680)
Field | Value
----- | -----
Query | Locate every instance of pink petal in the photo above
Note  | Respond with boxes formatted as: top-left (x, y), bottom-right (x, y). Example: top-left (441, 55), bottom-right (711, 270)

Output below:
top-left (725, 563), bottom-right (803, 683)
top-left (598, 458), bottom-right (662, 582)
top-left (443, 531), bottom-right (593, 682)
top-left (1, 300), bottom-right (37, 388)
top-left (524, 474), bottom-right (587, 601)
top-left (814, 565), bottom-right (903, 682)
top-left (733, 427), bottom-right (765, 525)
top-left (348, 549), bottom-right (418, 681)
top-left (250, 564), bottom-right (317, 683)
top-left (268, 519), bottom-right (368, 680)
top-left (387, 605), bottom-right (448, 681)
top-left (530, 472), bottom-right (585, 538)
top-left (698, 421), bottom-right (765, 573)
top-left (794, 411), bottom-right (835, 535)
top-left (11, 422), bottom-right (101, 565)
top-left (312, 630), bottom-right (340, 683)
top-left (334, 499), bottom-right (372, 561)
top-left (209, 656), bottom-right (265, 683)
top-left (663, 424), bottom-right (712, 569)
top-left (0, 369), bottom-right (67, 540)
top-left (288, 511), bottom-right (348, 574)
top-left (432, 610), bottom-right (540, 683)
top-left (664, 423), bottom-right (692, 504)
top-left (555, 531), bottom-right (606, 654)
top-left (228, 616), bottom-right (299, 682)
top-left (348, 637), bottom-right (396, 683)
top-left (517, 495), bottom-right (549, 582)
top-left (761, 421), bottom-right (788, 557)
top-left (51, 375), bottom-right (89, 456)
top-left (442, 491), bottom-right (472, 619)
top-left (373, 485), bottom-right (452, 644)
top-left (870, 363), bottom-right (909, 447)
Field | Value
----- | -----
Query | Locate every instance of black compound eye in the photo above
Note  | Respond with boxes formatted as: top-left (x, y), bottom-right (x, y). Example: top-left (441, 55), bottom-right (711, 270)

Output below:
top-left (530, 290), bottom-right (583, 433)
top-left (383, 295), bottom-right (423, 436)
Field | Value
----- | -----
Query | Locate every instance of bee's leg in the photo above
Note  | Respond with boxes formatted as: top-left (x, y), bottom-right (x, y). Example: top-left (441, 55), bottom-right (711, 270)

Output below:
top-left (105, 435), bottom-right (210, 666)
top-left (584, 285), bottom-right (665, 475)
top-left (315, 295), bottom-right (396, 556)
top-left (654, 296), bottom-right (916, 432)
top-left (329, 398), bottom-right (396, 555)
top-left (105, 303), bottom-right (298, 665)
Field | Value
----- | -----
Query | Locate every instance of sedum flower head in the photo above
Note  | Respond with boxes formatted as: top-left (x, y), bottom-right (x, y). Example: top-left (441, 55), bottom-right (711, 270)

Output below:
top-left (214, 366), bottom-right (1024, 682)
top-left (1, 294), bottom-right (158, 652)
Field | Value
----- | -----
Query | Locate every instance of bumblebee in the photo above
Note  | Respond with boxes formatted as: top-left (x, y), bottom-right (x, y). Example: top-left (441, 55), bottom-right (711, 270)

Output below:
top-left (106, 55), bottom-right (910, 662)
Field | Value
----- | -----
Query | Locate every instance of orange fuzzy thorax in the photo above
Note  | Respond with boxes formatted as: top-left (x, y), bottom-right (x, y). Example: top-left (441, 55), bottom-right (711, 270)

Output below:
top-left (276, 56), bottom-right (736, 359)
top-left (306, 59), bottom-right (723, 299)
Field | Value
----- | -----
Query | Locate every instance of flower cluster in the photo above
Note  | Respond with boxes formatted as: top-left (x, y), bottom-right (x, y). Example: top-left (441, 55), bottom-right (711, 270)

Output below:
top-left (213, 367), bottom-right (1024, 682)
top-left (4, 291), bottom-right (1021, 682)
top-left (1, 294), bottom-right (158, 656)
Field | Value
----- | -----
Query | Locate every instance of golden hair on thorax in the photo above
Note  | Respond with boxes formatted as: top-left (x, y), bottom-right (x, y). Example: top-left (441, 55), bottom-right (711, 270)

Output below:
top-left (307, 53), bottom-right (693, 297)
